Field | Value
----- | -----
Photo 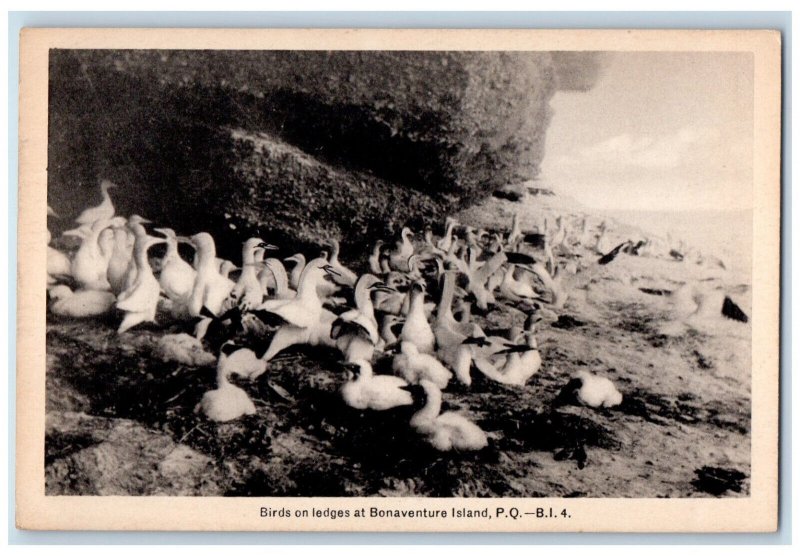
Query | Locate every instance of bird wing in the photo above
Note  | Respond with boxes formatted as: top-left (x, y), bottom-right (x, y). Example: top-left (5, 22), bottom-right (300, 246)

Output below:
top-left (367, 378), bottom-right (413, 409)
top-left (261, 300), bottom-right (318, 329)
top-left (334, 310), bottom-right (380, 344)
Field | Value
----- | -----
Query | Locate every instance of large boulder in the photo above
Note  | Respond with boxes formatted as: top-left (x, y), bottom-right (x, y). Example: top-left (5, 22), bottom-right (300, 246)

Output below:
top-left (47, 49), bottom-right (603, 256)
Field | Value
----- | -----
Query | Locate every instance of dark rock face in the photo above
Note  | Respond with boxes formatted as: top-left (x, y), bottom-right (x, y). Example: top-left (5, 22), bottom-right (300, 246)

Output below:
top-left (47, 49), bottom-right (603, 255)
top-left (46, 412), bottom-right (224, 496)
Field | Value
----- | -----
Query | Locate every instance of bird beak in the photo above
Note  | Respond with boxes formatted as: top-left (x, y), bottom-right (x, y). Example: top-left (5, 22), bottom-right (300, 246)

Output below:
top-left (494, 344), bottom-right (535, 355)
top-left (461, 336), bottom-right (488, 347)
top-left (259, 242), bottom-right (279, 251)
top-left (176, 236), bottom-right (195, 246)
top-left (47, 207), bottom-right (59, 218)
top-left (323, 265), bottom-right (341, 277)
top-left (370, 282), bottom-right (396, 294)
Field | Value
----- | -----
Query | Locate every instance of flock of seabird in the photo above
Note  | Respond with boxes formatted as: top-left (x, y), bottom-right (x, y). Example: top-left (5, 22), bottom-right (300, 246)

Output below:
top-left (46, 180), bottom-right (745, 453)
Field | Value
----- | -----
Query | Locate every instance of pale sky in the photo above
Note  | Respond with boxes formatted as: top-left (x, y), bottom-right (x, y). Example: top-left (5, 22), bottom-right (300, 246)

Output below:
top-left (540, 52), bottom-right (754, 212)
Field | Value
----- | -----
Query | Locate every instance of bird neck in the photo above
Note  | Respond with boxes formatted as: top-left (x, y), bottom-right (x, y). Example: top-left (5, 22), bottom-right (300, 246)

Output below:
top-left (444, 220), bottom-right (455, 240)
top-left (242, 246), bottom-right (258, 265)
top-left (437, 273), bottom-right (456, 321)
top-left (417, 384), bottom-right (442, 421)
top-left (215, 358), bottom-right (233, 385)
top-left (264, 261), bottom-right (289, 295)
top-left (134, 241), bottom-right (154, 271)
top-left (354, 282), bottom-right (375, 316)
top-left (163, 238), bottom-right (178, 259)
top-left (356, 364), bottom-right (373, 381)
top-left (296, 268), bottom-right (322, 300)
top-left (288, 258), bottom-right (305, 286)
top-left (100, 184), bottom-right (113, 203)
top-left (329, 241), bottom-right (340, 262)
top-left (408, 290), bottom-right (425, 319)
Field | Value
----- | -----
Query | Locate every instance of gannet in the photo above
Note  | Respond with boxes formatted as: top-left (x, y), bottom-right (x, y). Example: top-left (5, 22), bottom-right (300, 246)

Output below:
top-left (437, 217), bottom-right (457, 252)
top-left (120, 215), bottom-right (153, 292)
top-left (154, 227), bottom-right (197, 303)
top-left (259, 258), bottom-right (295, 300)
top-left (409, 379), bottom-right (488, 451)
top-left (399, 282), bottom-right (435, 354)
top-left (229, 237), bottom-right (277, 310)
top-left (373, 273), bottom-right (409, 315)
top-left (461, 249), bottom-right (510, 311)
top-left (389, 227), bottom-right (415, 271)
top-left (326, 238), bottom-right (358, 287)
top-left (196, 343), bottom-right (258, 422)
top-left (253, 257), bottom-right (335, 330)
top-left (154, 333), bottom-right (216, 367)
top-left (499, 264), bottom-right (541, 303)
top-left (368, 240), bottom-right (385, 275)
top-left (217, 342), bottom-right (268, 380)
top-left (406, 254), bottom-right (425, 282)
top-left (188, 232), bottom-right (235, 317)
top-left (69, 216), bottom-right (126, 291)
top-left (75, 180), bottom-right (117, 226)
top-left (46, 230), bottom-right (72, 285)
top-left (554, 370), bottom-right (623, 408)
top-left (392, 341), bottom-right (452, 390)
top-left (331, 274), bottom-right (392, 362)
top-left (476, 316), bottom-right (542, 386)
top-left (507, 213), bottom-right (522, 245)
top-left (340, 359), bottom-right (413, 411)
top-left (550, 216), bottom-right (567, 249)
top-left (380, 314), bottom-right (404, 346)
top-left (254, 307), bottom-right (338, 365)
top-left (116, 234), bottom-right (165, 333)
top-left (284, 253), bottom-right (306, 291)
top-left (218, 260), bottom-right (238, 280)
top-left (106, 226), bottom-right (134, 295)
top-left (434, 271), bottom-right (470, 340)
top-left (595, 221), bottom-right (615, 254)
top-left (529, 262), bottom-right (568, 309)
top-left (48, 285), bottom-right (116, 318)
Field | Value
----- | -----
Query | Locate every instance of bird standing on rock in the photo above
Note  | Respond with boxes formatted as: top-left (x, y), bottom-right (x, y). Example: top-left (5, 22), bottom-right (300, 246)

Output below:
top-left (188, 232), bottom-right (235, 317)
top-left (326, 238), bottom-right (358, 287)
top-left (75, 180), bottom-right (117, 228)
top-left (554, 370), bottom-right (623, 408)
top-left (389, 227), bottom-right (415, 272)
top-left (154, 227), bottom-right (197, 305)
top-left (229, 237), bottom-right (277, 310)
top-left (250, 258), bottom-right (340, 366)
top-left (340, 359), bottom-right (413, 411)
top-left (392, 341), bottom-right (452, 390)
top-left (196, 342), bottom-right (258, 422)
top-left (409, 379), bottom-right (488, 451)
top-left (48, 285), bottom-right (116, 318)
top-left (116, 233), bottom-right (166, 333)
top-left (69, 216), bottom-right (126, 291)
top-left (399, 281), bottom-right (436, 354)
top-left (331, 274), bottom-right (392, 362)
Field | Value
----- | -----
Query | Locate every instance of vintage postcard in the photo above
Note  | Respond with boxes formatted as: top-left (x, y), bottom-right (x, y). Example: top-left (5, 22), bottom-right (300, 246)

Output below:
top-left (16, 28), bottom-right (781, 532)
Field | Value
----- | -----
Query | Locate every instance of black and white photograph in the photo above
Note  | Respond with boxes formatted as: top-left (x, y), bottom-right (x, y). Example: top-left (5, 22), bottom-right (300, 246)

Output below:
top-left (17, 28), bottom-right (781, 532)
